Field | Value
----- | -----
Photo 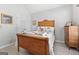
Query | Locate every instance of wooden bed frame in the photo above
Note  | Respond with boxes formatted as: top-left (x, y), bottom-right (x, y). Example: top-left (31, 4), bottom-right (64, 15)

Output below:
top-left (17, 20), bottom-right (55, 55)
top-left (38, 20), bottom-right (55, 27)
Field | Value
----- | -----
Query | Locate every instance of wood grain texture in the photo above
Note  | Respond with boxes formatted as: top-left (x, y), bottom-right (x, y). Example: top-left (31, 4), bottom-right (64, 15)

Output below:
top-left (38, 20), bottom-right (55, 27)
top-left (77, 27), bottom-right (79, 50)
top-left (64, 26), bottom-right (69, 46)
top-left (64, 26), bottom-right (79, 49)
top-left (17, 34), bottom-right (49, 55)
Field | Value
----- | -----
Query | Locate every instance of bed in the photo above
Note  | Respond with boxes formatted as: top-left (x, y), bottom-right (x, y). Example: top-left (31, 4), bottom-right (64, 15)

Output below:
top-left (17, 20), bottom-right (55, 55)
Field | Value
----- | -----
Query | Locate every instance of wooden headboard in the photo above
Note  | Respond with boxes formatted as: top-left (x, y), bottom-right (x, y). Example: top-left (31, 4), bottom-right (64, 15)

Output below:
top-left (38, 20), bottom-right (55, 27)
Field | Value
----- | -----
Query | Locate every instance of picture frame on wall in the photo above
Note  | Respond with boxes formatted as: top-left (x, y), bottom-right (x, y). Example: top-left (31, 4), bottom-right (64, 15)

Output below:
top-left (32, 20), bottom-right (37, 26)
top-left (1, 13), bottom-right (12, 24)
top-left (32, 20), bottom-right (38, 31)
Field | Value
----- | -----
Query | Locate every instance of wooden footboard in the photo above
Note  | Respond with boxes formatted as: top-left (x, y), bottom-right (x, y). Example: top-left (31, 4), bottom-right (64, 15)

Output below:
top-left (17, 33), bottom-right (49, 55)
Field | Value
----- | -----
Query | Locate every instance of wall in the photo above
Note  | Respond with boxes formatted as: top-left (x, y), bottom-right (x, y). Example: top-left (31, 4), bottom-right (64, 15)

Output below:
top-left (73, 4), bottom-right (79, 25)
top-left (0, 4), bottom-right (31, 47)
top-left (27, 4), bottom-right (65, 14)
top-left (31, 5), bottom-right (72, 43)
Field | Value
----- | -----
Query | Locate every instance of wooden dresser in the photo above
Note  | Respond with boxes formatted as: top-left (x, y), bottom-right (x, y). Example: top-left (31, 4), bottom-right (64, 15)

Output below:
top-left (64, 26), bottom-right (79, 50)
top-left (17, 33), bottom-right (49, 55)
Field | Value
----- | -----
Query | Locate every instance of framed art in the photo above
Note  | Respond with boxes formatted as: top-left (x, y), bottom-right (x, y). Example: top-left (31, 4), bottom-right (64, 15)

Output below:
top-left (32, 20), bottom-right (37, 26)
top-left (32, 20), bottom-right (38, 31)
top-left (1, 13), bottom-right (12, 24)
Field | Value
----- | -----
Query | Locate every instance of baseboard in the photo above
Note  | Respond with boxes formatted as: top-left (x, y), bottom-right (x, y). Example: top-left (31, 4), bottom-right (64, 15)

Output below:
top-left (55, 40), bottom-right (65, 43)
top-left (0, 42), bottom-right (15, 49)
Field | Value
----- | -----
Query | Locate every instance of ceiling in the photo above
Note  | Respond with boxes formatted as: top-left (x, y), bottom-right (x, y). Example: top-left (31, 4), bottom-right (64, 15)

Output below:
top-left (27, 4), bottom-right (66, 14)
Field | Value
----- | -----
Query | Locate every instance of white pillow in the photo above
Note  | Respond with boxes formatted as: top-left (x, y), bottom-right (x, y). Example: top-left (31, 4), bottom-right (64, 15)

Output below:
top-left (42, 32), bottom-right (48, 37)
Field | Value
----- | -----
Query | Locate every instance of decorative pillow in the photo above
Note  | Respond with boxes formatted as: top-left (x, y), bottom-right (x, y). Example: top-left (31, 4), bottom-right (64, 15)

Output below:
top-left (38, 26), bottom-right (55, 35)
top-left (45, 27), bottom-right (54, 33)
top-left (38, 26), bottom-right (46, 33)
top-left (32, 26), bottom-right (38, 31)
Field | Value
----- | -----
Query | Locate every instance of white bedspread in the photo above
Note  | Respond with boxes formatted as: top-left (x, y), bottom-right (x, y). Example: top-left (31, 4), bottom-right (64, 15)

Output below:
top-left (47, 33), bottom-right (55, 55)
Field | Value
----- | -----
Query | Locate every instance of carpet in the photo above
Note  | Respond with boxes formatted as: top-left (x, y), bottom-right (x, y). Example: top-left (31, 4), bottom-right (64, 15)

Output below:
top-left (0, 52), bottom-right (8, 55)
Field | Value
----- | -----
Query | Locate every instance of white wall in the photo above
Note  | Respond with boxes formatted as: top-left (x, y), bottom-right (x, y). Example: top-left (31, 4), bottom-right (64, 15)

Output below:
top-left (0, 4), bottom-right (31, 47)
top-left (31, 5), bottom-right (72, 43)
top-left (27, 4), bottom-right (65, 14)
top-left (73, 4), bottom-right (79, 25)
